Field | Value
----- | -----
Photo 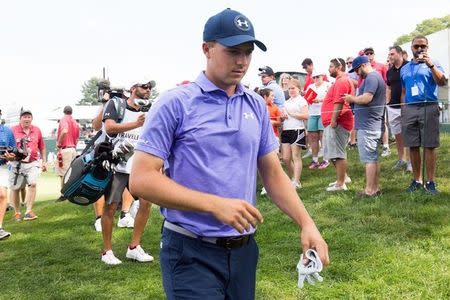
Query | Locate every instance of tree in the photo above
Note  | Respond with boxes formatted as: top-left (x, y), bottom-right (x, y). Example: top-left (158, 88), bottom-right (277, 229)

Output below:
top-left (78, 77), bottom-right (101, 105)
top-left (395, 15), bottom-right (450, 45)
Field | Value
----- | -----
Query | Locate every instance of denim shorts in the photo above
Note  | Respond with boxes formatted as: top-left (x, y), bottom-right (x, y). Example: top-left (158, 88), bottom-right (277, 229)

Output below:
top-left (357, 130), bottom-right (382, 163)
top-left (307, 115), bottom-right (324, 132)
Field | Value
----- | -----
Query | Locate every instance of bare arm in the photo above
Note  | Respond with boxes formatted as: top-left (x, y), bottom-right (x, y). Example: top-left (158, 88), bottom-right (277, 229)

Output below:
top-left (129, 151), bottom-right (263, 234)
top-left (92, 107), bottom-right (104, 131)
top-left (330, 102), bottom-right (343, 127)
top-left (57, 129), bottom-right (68, 146)
top-left (287, 105), bottom-right (309, 121)
top-left (104, 116), bottom-right (144, 135)
top-left (258, 151), bottom-right (329, 265)
top-left (343, 92), bottom-right (374, 105)
top-left (386, 86), bottom-right (391, 104)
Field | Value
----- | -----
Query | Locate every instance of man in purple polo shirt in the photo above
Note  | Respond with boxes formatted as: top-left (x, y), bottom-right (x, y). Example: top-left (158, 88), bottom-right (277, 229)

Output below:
top-left (130, 8), bottom-right (329, 299)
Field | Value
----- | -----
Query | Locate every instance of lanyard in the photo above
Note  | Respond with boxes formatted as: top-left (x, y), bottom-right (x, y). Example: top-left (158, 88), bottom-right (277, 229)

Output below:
top-left (409, 62), bottom-right (421, 84)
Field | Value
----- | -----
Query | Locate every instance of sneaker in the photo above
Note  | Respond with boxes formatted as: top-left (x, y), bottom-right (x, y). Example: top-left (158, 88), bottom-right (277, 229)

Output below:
top-left (129, 200), bottom-right (140, 219)
top-left (117, 213), bottom-right (134, 228)
top-left (14, 212), bottom-right (22, 222)
top-left (318, 160), bottom-right (330, 170)
top-left (381, 146), bottom-right (391, 157)
top-left (0, 228), bottom-right (11, 241)
top-left (405, 180), bottom-right (423, 193)
top-left (23, 211), bottom-right (38, 221)
top-left (392, 160), bottom-right (407, 171)
top-left (406, 162), bottom-right (412, 172)
top-left (260, 187), bottom-right (267, 196)
top-left (291, 181), bottom-right (302, 189)
top-left (425, 181), bottom-right (438, 195)
top-left (101, 250), bottom-right (122, 265)
top-left (308, 161), bottom-right (320, 170)
top-left (94, 218), bottom-right (102, 232)
top-left (302, 149), bottom-right (312, 159)
top-left (326, 183), bottom-right (348, 192)
top-left (126, 245), bottom-right (154, 262)
top-left (328, 176), bottom-right (352, 186)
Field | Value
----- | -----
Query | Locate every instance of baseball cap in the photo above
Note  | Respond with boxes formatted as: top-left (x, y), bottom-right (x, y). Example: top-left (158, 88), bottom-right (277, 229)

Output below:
top-left (20, 109), bottom-right (32, 117)
top-left (363, 47), bottom-right (374, 53)
top-left (311, 69), bottom-right (326, 77)
top-left (258, 66), bottom-right (275, 76)
top-left (349, 55), bottom-right (369, 73)
top-left (131, 80), bottom-right (156, 89)
top-left (203, 8), bottom-right (267, 51)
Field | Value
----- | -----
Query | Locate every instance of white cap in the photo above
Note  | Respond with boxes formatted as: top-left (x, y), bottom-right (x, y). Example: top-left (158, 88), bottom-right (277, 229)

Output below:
top-left (311, 69), bottom-right (326, 77)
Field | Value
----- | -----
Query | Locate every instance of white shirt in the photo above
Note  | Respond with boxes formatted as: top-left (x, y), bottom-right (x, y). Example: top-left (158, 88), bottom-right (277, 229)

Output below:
top-left (282, 95), bottom-right (308, 130)
top-left (306, 81), bottom-right (332, 116)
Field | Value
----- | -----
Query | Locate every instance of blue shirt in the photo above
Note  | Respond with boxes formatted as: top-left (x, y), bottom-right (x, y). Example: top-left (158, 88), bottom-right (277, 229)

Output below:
top-left (264, 80), bottom-right (286, 107)
top-left (354, 71), bottom-right (386, 131)
top-left (400, 60), bottom-right (445, 104)
top-left (136, 72), bottom-right (279, 237)
top-left (0, 124), bottom-right (16, 166)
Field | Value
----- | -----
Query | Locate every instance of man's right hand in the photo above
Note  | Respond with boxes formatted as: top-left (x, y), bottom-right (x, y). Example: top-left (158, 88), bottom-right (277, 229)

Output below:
top-left (136, 114), bottom-right (145, 127)
top-left (210, 198), bottom-right (264, 234)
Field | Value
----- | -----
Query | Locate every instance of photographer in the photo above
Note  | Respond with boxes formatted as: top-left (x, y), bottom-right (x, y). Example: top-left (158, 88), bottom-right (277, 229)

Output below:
top-left (10, 109), bottom-right (47, 221)
top-left (100, 80), bottom-right (155, 265)
top-left (0, 112), bottom-right (16, 240)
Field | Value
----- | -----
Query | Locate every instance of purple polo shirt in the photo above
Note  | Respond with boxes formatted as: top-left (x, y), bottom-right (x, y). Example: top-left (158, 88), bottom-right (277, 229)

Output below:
top-left (136, 72), bottom-right (279, 237)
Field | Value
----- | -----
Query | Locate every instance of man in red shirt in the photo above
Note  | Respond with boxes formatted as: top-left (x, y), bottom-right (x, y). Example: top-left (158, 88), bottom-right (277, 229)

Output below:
top-left (55, 106), bottom-right (80, 201)
top-left (10, 109), bottom-right (47, 221)
top-left (321, 58), bottom-right (354, 191)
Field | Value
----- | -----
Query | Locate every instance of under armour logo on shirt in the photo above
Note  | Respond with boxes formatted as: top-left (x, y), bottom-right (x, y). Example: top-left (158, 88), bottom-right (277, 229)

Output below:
top-left (234, 16), bottom-right (251, 31)
top-left (243, 112), bottom-right (255, 120)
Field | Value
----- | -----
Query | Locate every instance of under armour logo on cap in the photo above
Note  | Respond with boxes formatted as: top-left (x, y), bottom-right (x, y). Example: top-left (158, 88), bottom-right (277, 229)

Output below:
top-left (234, 15), bottom-right (250, 31)
top-left (203, 8), bottom-right (267, 51)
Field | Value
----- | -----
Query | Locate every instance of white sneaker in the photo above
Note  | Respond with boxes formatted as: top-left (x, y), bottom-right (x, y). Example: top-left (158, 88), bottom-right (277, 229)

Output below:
top-left (94, 218), bottom-right (102, 232)
top-left (328, 176), bottom-right (352, 186)
top-left (101, 250), bottom-right (122, 265)
top-left (0, 228), bottom-right (11, 240)
top-left (326, 183), bottom-right (348, 192)
top-left (129, 200), bottom-right (140, 219)
top-left (381, 146), bottom-right (391, 157)
top-left (260, 187), bottom-right (267, 195)
top-left (117, 213), bottom-right (134, 228)
top-left (126, 245), bottom-right (154, 262)
top-left (291, 180), bottom-right (302, 189)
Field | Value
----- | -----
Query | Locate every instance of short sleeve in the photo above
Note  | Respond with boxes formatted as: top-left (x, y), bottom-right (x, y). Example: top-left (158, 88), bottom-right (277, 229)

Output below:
top-left (102, 100), bottom-right (119, 122)
top-left (362, 73), bottom-right (379, 95)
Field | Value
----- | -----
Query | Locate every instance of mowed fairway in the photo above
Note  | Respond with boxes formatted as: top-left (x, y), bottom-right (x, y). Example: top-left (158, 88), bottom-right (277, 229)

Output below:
top-left (1, 135), bottom-right (450, 299)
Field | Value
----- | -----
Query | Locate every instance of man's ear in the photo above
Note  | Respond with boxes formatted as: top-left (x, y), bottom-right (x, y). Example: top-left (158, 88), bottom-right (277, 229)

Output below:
top-left (203, 42), bottom-right (213, 58)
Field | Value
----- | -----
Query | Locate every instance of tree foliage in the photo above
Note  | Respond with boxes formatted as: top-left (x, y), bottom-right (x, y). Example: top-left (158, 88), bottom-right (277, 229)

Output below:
top-left (79, 77), bottom-right (101, 105)
top-left (395, 15), bottom-right (450, 45)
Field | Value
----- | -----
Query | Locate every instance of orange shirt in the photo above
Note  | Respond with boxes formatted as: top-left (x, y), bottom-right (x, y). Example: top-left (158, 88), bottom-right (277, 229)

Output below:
top-left (266, 102), bottom-right (282, 137)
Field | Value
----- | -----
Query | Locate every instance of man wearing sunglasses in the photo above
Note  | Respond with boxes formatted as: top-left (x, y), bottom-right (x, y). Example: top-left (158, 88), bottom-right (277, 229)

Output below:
top-left (100, 80), bottom-right (155, 265)
top-left (400, 35), bottom-right (447, 194)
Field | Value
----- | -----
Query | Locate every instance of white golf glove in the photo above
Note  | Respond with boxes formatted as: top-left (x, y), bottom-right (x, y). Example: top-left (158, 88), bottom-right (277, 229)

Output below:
top-left (297, 249), bottom-right (324, 288)
top-left (112, 140), bottom-right (134, 161)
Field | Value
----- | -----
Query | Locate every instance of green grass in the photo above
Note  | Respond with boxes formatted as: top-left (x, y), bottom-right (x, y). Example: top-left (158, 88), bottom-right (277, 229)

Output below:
top-left (1, 136), bottom-right (450, 299)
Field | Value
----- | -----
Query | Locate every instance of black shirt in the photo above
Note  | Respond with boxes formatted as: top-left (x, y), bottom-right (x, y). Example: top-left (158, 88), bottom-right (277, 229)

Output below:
top-left (386, 60), bottom-right (408, 108)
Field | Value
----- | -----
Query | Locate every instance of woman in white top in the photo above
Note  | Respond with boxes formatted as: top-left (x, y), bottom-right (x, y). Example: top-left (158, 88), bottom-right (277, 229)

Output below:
top-left (305, 70), bottom-right (332, 170)
top-left (280, 79), bottom-right (309, 189)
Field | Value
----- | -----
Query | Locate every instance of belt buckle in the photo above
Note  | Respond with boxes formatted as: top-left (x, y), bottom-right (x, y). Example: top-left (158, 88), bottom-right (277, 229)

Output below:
top-left (221, 236), bottom-right (246, 249)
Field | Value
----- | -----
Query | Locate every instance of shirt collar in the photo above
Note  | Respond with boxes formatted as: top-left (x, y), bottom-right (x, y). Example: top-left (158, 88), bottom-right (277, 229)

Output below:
top-left (195, 72), bottom-right (244, 96)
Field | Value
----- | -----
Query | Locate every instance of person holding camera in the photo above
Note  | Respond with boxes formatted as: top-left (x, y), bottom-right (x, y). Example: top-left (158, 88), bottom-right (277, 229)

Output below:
top-left (55, 106), bottom-right (80, 202)
top-left (0, 112), bottom-right (16, 240)
top-left (10, 109), bottom-right (47, 221)
top-left (400, 35), bottom-right (447, 194)
top-left (100, 81), bottom-right (155, 265)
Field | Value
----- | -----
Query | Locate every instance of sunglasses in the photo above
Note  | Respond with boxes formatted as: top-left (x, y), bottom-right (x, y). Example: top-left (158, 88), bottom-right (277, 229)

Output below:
top-left (313, 75), bottom-right (322, 79)
top-left (136, 84), bottom-right (151, 89)
top-left (365, 52), bottom-right (374, 55)
top-left (413, 44), bottom-right (428, 50)
top-left (346, 61), bottom-right (353, 65)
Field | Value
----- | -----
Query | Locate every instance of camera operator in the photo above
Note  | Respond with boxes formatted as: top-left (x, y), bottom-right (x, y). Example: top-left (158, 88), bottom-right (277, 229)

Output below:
top-left (100, 80), bottom-right (155, 265)
top-left (10, 109), bottom-right (47, 221)
top-left (0, 112), bottom-right (16, 240)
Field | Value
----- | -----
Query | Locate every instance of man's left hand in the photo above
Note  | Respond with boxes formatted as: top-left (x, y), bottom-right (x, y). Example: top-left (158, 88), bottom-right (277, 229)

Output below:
top-left (342, 94), bottom-right (353, 104)
top-left (300, 224), bottom-right (330, 266)
top-left (2, 152), bottom-right (16, 161)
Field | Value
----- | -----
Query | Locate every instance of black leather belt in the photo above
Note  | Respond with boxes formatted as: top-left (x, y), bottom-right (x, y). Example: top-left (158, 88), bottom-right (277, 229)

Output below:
top-left (409, 101), bottom-right (438, 107)
top-left (163, 220), bottom-right (253, 249)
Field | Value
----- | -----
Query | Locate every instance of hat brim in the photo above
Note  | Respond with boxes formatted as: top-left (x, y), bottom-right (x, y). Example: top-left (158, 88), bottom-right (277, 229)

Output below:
top-left (349, 63), bottom-right (362, 73)
top-left (216, 35), bottom-right (267, 52)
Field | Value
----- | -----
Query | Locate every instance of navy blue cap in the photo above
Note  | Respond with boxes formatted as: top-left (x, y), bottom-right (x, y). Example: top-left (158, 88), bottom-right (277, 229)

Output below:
top-left (203, 8), bottom-right (267, 51)
top-left (349, 55), bottom-right (369, 73)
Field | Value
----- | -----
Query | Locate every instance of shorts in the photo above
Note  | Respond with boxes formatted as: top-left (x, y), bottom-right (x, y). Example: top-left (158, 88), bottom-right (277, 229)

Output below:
top-left (104, 172), bottom-right (133, 205)
top-left (55, 148), bottom-right (78, 176)
top-left (357, 130), bottom-right (382, 163)
top-left (386, 106), bottom-right (402, 135)
top-left (281, 129), bottom-right (306, 147)
top-left (8, 160), bottom-right (41, 190)
top-left (0, 164), bottom-right (9, 187)
top-left (307, 115), bottom-right (324, 132)
top-left (323, 125), bottom-right (350, 160)
top-left (402, 103), bottom-right (439, 148)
